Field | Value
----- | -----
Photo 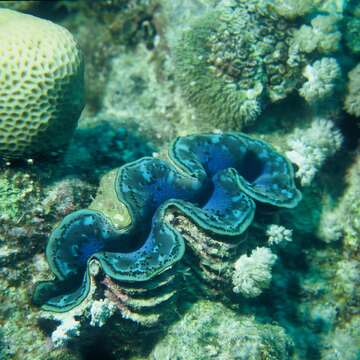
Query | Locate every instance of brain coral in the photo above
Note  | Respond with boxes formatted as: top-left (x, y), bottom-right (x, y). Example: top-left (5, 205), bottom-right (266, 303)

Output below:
top-left (0, 9), bottom-right (84, 160)
top-left (173, 0), bottom-right (304, 130)
top-left (33, 132), bottom-right (301, 312)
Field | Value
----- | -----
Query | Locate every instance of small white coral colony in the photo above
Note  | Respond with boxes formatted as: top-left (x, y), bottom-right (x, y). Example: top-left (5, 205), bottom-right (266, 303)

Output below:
top-left (232, 247), bottom-right (277, 298)
top-left (266, 224), bottom-right (293, 246)
top-left (299, 58), bottom-right (341, 103)
top-left (286, 118), bottom-right (343, 186)
top-left (0, 9), bottom-right (84, 159)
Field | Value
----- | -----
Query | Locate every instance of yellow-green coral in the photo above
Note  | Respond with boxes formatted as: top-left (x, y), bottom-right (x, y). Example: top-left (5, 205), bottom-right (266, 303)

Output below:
top-left (0, 9), bottom-right (84, 160)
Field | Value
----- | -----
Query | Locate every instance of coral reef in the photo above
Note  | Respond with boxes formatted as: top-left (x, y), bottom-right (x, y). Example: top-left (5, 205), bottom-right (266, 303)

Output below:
top-left (0, 9), bottom-right (84, 160)
top-left (286, 118), bottom-right (343, 186)
top-left (0, 1), bottom-right (358, 359)
top-left (344, 63), bottom-right (360, 118)
top-left (173, 0), bottom-right (305, 130)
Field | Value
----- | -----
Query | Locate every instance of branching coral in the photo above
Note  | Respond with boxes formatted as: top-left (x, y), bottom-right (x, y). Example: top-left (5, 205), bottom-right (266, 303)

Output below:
top-left (344, 63), bottom-right (360, 118)
top-left (299, 58), bottom-right (341, 104)
top-left (173, 0), bottom-right (304, 130)
top-left (33, 132), bottom-right (301, 312)
top-left (286, 118), bottom-right (343, 186)
top-left (232, 247), bottom-right (278, 297)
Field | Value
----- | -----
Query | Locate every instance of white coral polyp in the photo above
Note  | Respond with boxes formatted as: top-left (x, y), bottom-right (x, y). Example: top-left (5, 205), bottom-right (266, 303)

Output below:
top-left (232, 247), bottom-right (277, 298)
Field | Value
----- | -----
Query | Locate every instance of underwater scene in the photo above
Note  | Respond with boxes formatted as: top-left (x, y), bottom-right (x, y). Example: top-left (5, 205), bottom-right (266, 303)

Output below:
top-left (0, 0), bottom-right (359, 359)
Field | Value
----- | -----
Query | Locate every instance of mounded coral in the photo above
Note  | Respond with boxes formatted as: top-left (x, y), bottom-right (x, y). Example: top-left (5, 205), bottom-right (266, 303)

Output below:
top-left (173, 0), bottom-right (305, 130)
top-left (0, 9), bottom-right (84, 160)
top-left (344, 63), bottom-right (360, 118)
top-left (130, 301), bottom-right (293, 360)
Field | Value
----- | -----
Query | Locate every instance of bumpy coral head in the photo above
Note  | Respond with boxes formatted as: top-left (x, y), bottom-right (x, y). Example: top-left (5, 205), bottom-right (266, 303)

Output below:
top-left (0, 9), bottom-right (84, 160)
top-left (174, 0), bottom-right (302, 130)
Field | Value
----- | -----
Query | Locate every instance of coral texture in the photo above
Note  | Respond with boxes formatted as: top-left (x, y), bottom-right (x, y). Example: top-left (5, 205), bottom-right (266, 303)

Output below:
top-left (131, 301), bottom-right (293, 360)
top-left (0, 9), bottom-right (84, 159)
top-left (33, 132), bottom-right (301, 312)
top-left (0, 1), bottom-right (41, 12)
top-left (319, 153), bottom-right (360, 249)
top-left (344, 63), bottom-right (360, 118)
top-left (344, 0), bottom-right (360, 55)
top-left (173, 0), bottom-right (304, 129)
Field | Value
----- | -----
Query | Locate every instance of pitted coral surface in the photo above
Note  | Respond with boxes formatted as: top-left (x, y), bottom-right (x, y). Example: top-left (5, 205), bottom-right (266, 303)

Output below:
top-left (33, 132), bottom-right (301, 312)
